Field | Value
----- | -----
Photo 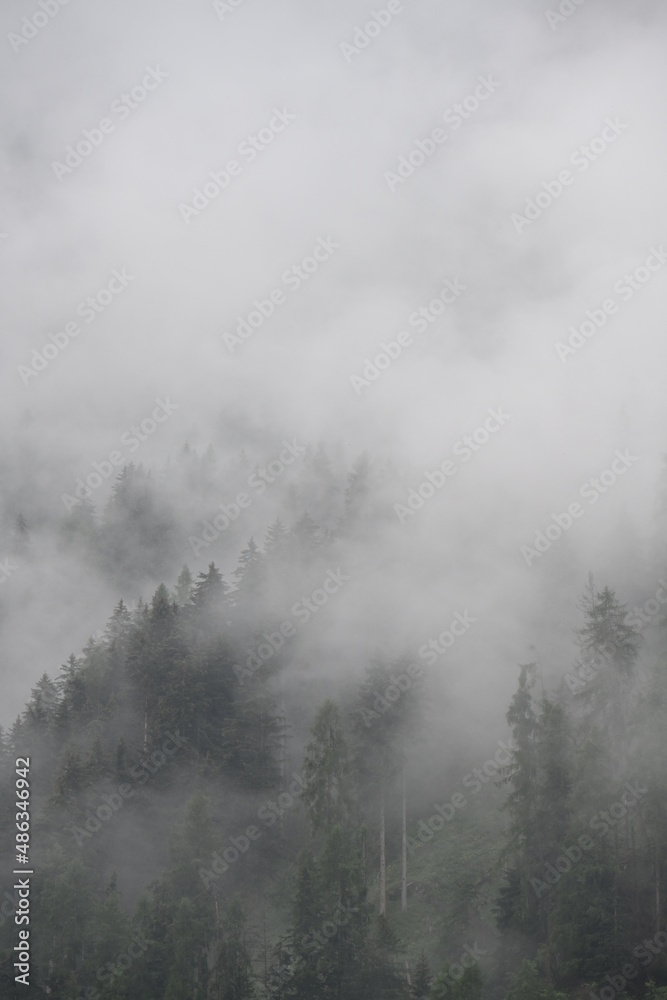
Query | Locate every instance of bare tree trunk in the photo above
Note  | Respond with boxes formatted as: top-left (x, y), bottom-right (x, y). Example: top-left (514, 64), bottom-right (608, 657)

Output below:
top-left (656, 843), bottom-right (662, 934)
top-left (262, 912), bottom-right (269, 995)
top-left (279, 673), bottom-right (286, 840)
top-left (401, 760), bottom-right (408, 912)
top-left (380, 787), bottom-right (386, 916)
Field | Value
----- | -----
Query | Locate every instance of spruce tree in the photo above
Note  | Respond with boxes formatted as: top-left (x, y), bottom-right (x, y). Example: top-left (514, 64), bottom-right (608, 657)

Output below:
top-left (301, 700), bottom-right (353, 834)
top-left (174, 564), bottom-right (193, 606)
top-left (412, 950), bottom-right (431, 1000)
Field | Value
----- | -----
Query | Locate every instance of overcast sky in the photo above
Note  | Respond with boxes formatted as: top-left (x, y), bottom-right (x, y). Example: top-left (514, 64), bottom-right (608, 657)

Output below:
top-left (1, 0), bottom-right (666, 729)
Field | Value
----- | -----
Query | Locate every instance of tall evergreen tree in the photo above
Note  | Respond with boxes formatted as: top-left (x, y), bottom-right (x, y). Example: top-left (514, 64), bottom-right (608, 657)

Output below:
top-left (174, 564), bottom-right (194, 606)
top-left (411, 950), bottom-right (431, 1000)
top-left (571, 575), bottom-right (640, 746)
top-left (232, 539), bottom-right (265, 617)
top-left (301, 700), bottom-right (353, 834)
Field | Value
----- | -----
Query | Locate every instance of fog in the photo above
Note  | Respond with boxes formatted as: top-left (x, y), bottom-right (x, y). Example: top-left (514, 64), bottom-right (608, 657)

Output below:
top-left (1, 0), bottom-right (666, 760)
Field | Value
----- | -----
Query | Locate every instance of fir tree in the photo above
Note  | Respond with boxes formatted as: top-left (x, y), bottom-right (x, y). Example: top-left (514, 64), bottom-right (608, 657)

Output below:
top-left (412, 950), bottom-right (431, 999)
top-left (174, 564), bottom-right (193, 606)
top-left (301, 700), bottom-right (353, 834)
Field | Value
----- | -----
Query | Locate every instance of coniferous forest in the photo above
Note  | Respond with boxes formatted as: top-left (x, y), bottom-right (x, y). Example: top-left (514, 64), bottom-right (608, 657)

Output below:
top-left (1, 446), bottom-right (667, 1000)
top-left (4, 1), bottom-right (666, 998)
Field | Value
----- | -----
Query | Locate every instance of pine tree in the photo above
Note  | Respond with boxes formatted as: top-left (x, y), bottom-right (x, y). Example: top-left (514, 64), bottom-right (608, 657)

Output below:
top-left (53, 746), bottom-right (85, 803)
top-left (430, 963), bottom-right (452, 1000)
top-left (264, 518), bottom-right (289, 560)
top-left (313, 825), bottom-right (369, 997)
top-left (126, 583), bottom-right (185, 750)
top-left (572, 575), bottom-right (639, 744)
top-left (232, 539), bottom-right (264, 616)
top-left (283, 830), bottom-right (369, 1000)
top-left (164, 897), bottom-right (209, 1000)
top-left (357, 915), bottom-right (409, 999)
top-left (220, 678), bottom-right (285, 789)
top-left (630, 645), bottom-right (667, 936)
top-left (497, 664), bottom-right (542, 938)
top-left (90, 875), bottom-right (133, 990)
top-left (55, 654), bottom-right (87, 721)
top-left (411, 950), bottom-right (431, 999)
top-left (212, 898), bottom-right (256, 999)
top-left (450, 963), bottom-right (483, 1000)
top-left (191, 561), bottom-right (227, 612)
top-left (24, 673), bottom-right (60, 729)
top-left (287, 851), bottom-right (326, 1000)
top-left (186, 561), bottom-right (230, 639)
top-left (103, 598), bottom-right (133, 649)
top-left (174, 564), bottom-right (193, 606)
top-left (505, 959), bottom-right (565, 1000)
top-left (265, 937), bottom-right (295, 1000)
top-left (39, 858), bottom-right (97, 989)
top-left (290, 512), bottom-right (320, 563)
top-left (301, 700), bottom-right (353, 834)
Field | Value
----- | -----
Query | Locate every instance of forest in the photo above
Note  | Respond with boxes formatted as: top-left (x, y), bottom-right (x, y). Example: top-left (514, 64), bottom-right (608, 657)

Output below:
top-left (4, 0), bottom-right (665, 996)
top-left (1, 446), bottom-right (666, 1000)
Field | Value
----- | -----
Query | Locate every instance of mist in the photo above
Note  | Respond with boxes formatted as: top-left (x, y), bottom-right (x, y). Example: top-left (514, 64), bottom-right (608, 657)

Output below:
top-left (1, 1), bottom-right (666, 997)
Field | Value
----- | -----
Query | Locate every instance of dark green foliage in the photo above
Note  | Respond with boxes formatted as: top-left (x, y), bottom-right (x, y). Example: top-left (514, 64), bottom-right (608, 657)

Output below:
top-left (412, 949), bottom-right (432, 999)
top-left (504, 959), bottom-right (565, 1000)
top-left (301, 699), bottom-right (353, 833)
top-left (5, 543), bottom-right (667, 1000)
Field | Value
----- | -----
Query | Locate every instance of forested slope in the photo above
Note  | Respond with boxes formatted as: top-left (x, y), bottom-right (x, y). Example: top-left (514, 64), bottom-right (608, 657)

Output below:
top-left (0, 447), bottom-right (666, 1000)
